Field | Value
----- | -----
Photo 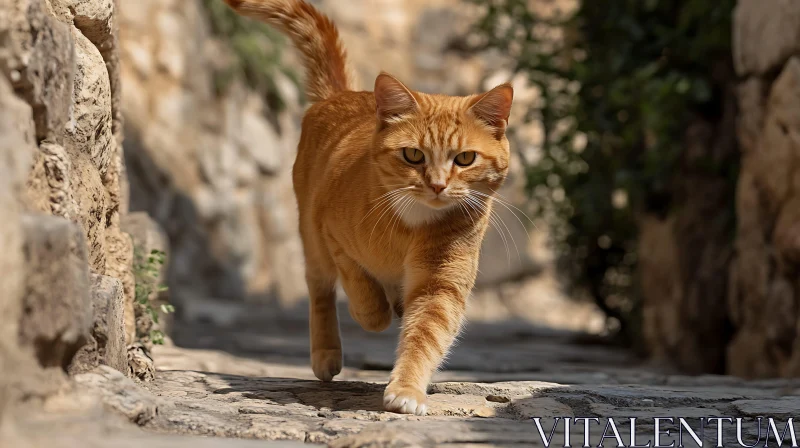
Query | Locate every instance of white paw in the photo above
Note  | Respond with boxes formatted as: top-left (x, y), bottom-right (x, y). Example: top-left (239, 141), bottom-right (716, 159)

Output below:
top-left (383, 385), bottom-right (428, 416)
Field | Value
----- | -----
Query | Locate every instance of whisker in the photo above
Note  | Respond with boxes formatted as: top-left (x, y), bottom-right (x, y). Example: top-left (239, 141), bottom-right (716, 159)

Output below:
top-left (360, 190), bottom-right (409, 225)
top-left (468, 194), bottom-right (519, 265)
top-left (492, 209), bottom-right (520, 263)
top-left (476, 194), bottom-right (532, 243)
top-left (485, 189), bottom-right (540, 231)
top-left (371, 186), bottom-right (415, 203)
top-left (381, 194), bottom-right (415, 247)
top-left (466, 195), bottom-right (510, 265)
top-left (369, 193), bottom-right (407, 247)
top-left (458, 200), bottom-right (476, 226)
top-left (384, 195), bottom-right (415, 245)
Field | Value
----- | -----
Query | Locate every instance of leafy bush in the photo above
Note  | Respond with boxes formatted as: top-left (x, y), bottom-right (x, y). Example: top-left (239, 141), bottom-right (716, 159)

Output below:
top-left (471, 0), bottom-right (735, 337)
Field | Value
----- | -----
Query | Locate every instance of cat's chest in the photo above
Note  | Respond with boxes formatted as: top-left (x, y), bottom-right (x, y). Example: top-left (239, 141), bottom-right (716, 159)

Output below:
top-left (351, 245), bottom-right (406, 285)
top-left (328, 219), bottom-right (413, 284)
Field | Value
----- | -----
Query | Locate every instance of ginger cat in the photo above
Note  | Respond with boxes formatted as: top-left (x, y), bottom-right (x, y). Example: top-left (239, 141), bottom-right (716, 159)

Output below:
top-left (223, 0), bottom-right (513, 415)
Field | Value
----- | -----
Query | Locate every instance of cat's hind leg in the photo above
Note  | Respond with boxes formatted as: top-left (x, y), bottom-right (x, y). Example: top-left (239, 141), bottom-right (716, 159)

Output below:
top-left (333, 253), bottom-right (392, 332)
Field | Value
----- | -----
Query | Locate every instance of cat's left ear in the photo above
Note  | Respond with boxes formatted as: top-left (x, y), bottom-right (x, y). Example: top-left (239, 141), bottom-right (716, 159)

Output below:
top-left (468, 83), bottom-right (514, 138)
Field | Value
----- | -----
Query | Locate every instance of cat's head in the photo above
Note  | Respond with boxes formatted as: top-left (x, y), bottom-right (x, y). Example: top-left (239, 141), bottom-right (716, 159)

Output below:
top-left (372, 73), bottom-right (513, 225)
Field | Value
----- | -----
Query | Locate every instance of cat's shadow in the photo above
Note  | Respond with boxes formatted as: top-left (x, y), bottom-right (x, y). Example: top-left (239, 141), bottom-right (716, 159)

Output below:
top-left (207, 373), bottom-right (386, 413)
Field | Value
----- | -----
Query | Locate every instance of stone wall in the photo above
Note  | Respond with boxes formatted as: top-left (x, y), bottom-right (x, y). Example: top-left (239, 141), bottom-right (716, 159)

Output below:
top-left (640, 0), bottom-right (800, 378)
top-left (120, 0), bottom-right (307, 308)
top-left (119, 0), bottom-right (554, 311)
top-left (727, 0), bottom-right (800, 377)
top-left (0, 0), bottom-right (141, 415)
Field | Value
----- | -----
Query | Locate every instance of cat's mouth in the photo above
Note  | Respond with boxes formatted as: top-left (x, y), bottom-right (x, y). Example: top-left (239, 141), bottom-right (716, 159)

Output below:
top-left (424, 197), bottom-right (451, 209)
top-left (418, 192), bottom-right (458, 210)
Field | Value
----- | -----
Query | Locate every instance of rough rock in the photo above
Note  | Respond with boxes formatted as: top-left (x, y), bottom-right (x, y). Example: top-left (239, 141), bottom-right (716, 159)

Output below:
top-left (70, 274), bottom-right (128, 374)
top-left (729, 55), bottom-right (800, 377)
top-left (127, 343), bottom-right (155, 381)
top-left (74, 365), bottom-right (161, 424)
top-left (36, 142), bottom-right (79, 219)
top-left (105, 220), bottom-right (136, 343)
top-left (732, 397), bottom-right (800, 417)
top-left (70, 151), bottom-right (109, 273)
top-left (0, 74), bottom-right (35, 420)
top-left (18, 214), bottom-right (92, 370)
top-left (733, 0), bottom-right (800, 76)
top-left (50, 0), bottom-right (116, 50)
top-left (67, 26), bottom-right (114, 175)
top-left (736, 78), bottom-right (766, 155)
top-left (0, 0), bottom-right (75, 142)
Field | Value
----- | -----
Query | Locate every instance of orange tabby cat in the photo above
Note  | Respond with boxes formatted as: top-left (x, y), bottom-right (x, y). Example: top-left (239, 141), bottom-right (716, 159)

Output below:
top-left (223, 0), bottom-right (513, 415)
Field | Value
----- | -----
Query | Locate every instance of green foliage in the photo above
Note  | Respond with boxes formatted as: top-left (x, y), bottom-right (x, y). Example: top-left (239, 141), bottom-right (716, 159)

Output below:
top-left (134, 249), bottom-right (173, 345)
top-left (471, 0), bottom-right (735, 336)
top-left (201, 0), bottom-right (300, 110)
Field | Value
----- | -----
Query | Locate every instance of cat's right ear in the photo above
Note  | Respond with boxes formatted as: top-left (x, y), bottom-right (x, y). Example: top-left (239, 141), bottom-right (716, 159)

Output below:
top-left (374, 72), bottom-right (419, 127)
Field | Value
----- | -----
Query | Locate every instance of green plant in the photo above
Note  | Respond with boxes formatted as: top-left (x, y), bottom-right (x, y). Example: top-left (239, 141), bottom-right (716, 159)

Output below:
top-left (471, 0), bottom-right (736, 338)
top-left (134, 248), bottom-right (173, 345)
top-left (201, 0), bottom-right (300, 111)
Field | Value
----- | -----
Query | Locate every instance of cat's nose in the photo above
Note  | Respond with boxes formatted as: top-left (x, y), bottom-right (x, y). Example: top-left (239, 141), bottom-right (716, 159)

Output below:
top-left (430, 183), bottom-right (447, 195)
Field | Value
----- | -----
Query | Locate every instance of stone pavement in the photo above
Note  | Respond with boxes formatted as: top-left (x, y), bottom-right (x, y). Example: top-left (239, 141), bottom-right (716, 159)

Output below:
top-left (10, 300), bottom-right (800, 447)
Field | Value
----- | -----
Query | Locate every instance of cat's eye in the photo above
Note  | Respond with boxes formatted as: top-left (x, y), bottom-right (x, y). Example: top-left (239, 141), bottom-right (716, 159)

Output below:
top-left (403, 147), bottom-right (424, 164)
top-left (454, 151), bottom-right (477, 167)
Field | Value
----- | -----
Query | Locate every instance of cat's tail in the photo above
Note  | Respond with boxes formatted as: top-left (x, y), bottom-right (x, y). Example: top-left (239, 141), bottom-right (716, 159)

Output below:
top-left (222, 0), bottom-right (353, 103)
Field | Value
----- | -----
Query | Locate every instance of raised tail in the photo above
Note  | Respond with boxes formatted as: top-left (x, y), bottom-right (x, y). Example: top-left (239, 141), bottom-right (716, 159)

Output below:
top-left (222, 0), bottom-right (353, 103)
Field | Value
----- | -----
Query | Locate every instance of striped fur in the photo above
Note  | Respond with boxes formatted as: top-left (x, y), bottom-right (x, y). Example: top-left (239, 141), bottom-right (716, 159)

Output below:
top-left (222, 0), bottom-right (513, 416)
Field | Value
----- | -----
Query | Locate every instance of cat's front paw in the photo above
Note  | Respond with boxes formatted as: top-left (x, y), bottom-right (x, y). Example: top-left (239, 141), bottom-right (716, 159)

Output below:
top-left (311, 349), bottom-right (342, 381)
top-left (383, 383), bottom-right (428, 416)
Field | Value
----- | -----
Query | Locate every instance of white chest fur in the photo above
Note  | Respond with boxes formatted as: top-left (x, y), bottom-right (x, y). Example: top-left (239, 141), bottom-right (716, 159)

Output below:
top-left (394, 200), bottom-right (453, 227)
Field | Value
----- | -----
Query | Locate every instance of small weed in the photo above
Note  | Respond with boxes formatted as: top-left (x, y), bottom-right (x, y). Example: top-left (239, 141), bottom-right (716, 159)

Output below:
top-left (133, 248), bottom-right (173, 345)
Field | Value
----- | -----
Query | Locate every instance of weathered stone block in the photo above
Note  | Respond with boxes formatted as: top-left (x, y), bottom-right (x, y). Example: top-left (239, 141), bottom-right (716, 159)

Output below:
top-left (73, 365), bottom-right (160, 424)
top-left (127, 343), bottom-right (154, 381)
top-left (70, 273), bottom-right (127, 374)
top-left (19, 214), bottom-right (92, 370)
top-left (105, 219), bottom-right (136, 344)
top-left (70, 151), bottom-right (109, 273)
top-left (734, 0), bottom-right (800, 76)
top-left (735, 78), bottom-right (766, 156)
top-left (0, 0), bottom-right (75, 142)
top-left (729, 56), bottom-right (800, 378)
top-left (38, 143), bottom-right (78, 220)
top-left (751, 58), bottom-right (800, 213)
top-left (68, 26), bottom-right (114, 175)
top-left (50, 0), bottom-right (115, 49)
top-left (0, 74), bottom-right (33, 421)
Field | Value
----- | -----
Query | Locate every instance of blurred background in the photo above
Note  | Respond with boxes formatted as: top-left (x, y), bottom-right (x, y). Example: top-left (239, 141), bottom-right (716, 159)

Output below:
top-left (2, 0), bottom-right (798, 414)
top-left (118, 0), bottom-right (798, 377)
